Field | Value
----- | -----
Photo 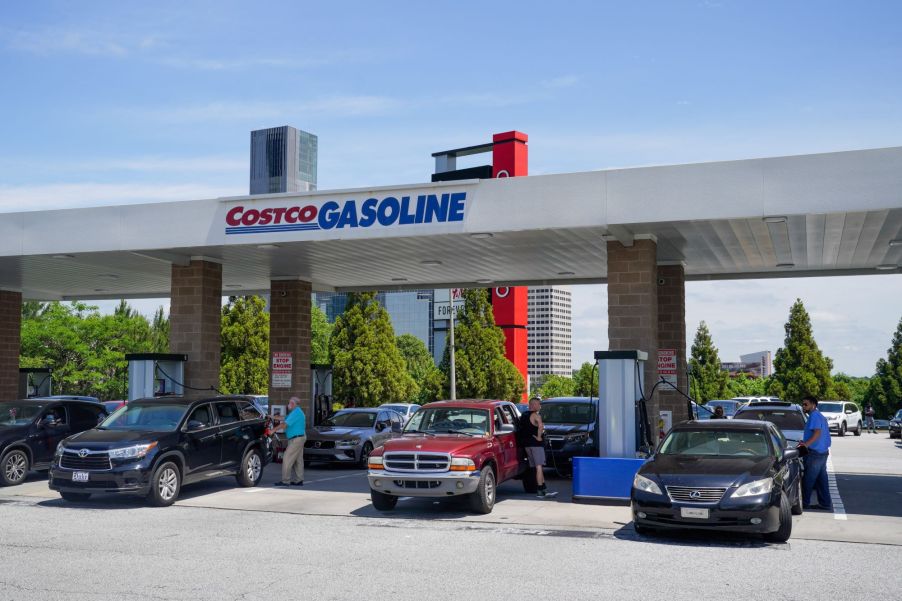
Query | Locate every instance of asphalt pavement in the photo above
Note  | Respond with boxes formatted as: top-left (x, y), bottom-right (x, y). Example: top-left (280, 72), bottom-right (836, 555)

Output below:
top-left (2, 431), bottom-right (901, 600)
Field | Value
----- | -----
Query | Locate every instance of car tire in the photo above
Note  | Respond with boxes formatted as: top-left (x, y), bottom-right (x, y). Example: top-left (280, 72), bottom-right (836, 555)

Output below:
top-left (60, 492), bottom-right (91, 502)
top-left (358, 442), bottom-right (374, 469)
top-left (838, 423), bottom-right (846, 437)
top-left (0, 448), bottom-right (30, 486)
top-left (790, 479), bottom-right (804, 516)
top-left (147, 461), bottom-right (181, 507)
top-left (236, 448), bottom-right (263, 487)
top-left (854, 422), bottom-right (861, 436)
top-left (370, 488), bottom-right (398, 511)
top-left (468, 465), bottom-right (496, 514)
top-left (765, 493), bottom-right (793, 543)
top-left (522, 467), bottom-right (539, 494)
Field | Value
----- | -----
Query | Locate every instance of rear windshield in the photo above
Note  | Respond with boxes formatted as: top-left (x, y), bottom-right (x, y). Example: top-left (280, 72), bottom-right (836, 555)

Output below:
top-left (0, 402), bottom-right (44, 427)
top-left (818, 402), bottom-right (843, 413)
top-left (659, 429), bottom-right (771, 457)
top-left (705, 401), bottom-right (741, 415)
top-left (323, 411), bottom-right (376, 428)
top-left (734, 410), bottom-right (806, 431)
top-left (99, 403), bottom-right (188, 432)
top-left (540, 403), bottom-right (595, 424)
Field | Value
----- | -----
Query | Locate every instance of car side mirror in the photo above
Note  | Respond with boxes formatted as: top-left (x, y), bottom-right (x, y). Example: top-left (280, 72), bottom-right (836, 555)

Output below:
top-left (497, 423), bottom-right (516, 434)
top-left (391, 422), bottom-right (403, 433)
top-left (845, 410), bottom-right (853, 415)
top-left (187, 420), bottom-right (205, 431)
top-left (784, 448), bottom-right (800, 461)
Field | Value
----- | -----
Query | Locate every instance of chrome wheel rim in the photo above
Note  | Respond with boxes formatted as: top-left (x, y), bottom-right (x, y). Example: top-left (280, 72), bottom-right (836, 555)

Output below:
top-left (158, 467), bottom-right (178, 501)
top-left (247, 454), bottom-right (262, 481)
top-left (4, 452), bottom-right (26, 482)
top-left (485, 471), bottom-right (495, 505)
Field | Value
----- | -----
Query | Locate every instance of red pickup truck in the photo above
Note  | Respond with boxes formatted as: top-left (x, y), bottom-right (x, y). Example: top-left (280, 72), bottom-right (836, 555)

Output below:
top-left (366, 399), bottom-right (537, 514)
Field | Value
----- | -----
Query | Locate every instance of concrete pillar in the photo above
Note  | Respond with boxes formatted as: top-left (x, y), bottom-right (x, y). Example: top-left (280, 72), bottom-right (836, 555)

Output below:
top-left (0, 290), bottom-right (21, 400)
top-left (657, 264), bottom-right (690, 422)
top-left (269, 279), bottom-right (312, 418)
top-left (169, 260), bottom-right (222, 393)
top-left (606, 239), bottom-right (659, 439)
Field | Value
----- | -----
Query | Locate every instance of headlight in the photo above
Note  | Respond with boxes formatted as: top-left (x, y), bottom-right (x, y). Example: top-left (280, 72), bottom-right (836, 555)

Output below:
top-left (367, 455), bottom-right (383, 468)
top-left (633, 474), bottom-right (662, 495)
top-left (731, 478), bottom-right (774, 498)
top-left (109, 442), bottom-right (158, 460)
top-left (450, 457), bottom-right (476, 472)
top-left (336, 438), bottom-right (360, 447)
top-left (54, 444), bottom-right (66, 457)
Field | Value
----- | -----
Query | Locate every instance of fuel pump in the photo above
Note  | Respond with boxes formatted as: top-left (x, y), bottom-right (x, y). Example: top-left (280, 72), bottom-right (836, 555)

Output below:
top-left (19, 368), bottom-right (52, 398)
top-left (125, 353), bottom-right (187, 400)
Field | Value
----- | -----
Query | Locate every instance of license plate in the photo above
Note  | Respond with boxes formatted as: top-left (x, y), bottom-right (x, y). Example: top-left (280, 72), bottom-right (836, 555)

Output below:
top-left (680, 507), bottom-right (709, 519)
top-left (72, 471), bottom-right (90, 483)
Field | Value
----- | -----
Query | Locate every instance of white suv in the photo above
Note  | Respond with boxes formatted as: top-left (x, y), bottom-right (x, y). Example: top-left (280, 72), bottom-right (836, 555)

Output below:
top-left (818, 401), bottom-right (862, 437)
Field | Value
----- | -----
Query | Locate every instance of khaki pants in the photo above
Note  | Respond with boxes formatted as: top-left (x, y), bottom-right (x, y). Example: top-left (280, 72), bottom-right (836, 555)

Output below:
top-left (281, 436), bottom-right (306, 483)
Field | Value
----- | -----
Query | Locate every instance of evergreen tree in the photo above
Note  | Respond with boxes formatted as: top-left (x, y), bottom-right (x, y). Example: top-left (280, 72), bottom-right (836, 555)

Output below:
top-left (572, 361), bottom-right (599, 397)
top-left (770, 299), bottom-right (835, 402)
top-left (439, 289), bottom-right (525, 401)
top-left (219, 296), bottom-right (269, 395)
top-left (329, 292), bottom-right (416, 406)
top-left (538, 374), bottom-right (576, 399)
top-left (864, 316), bottom-right (902, 417)
top-left (150, 306), bottom-right (169, 353)
top-left (396, 333), bottom-right (444, 404)
top-left (311, 305), bottom-right (332, 365)
top-left (689, 321), bottom-right (729, 402)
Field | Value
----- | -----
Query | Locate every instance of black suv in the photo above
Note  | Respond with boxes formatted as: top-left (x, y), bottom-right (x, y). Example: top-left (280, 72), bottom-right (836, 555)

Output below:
top-left (1, 398), bottom-right (107, 486)
top-left (540, 397), bottom-right (598, 472)
top-left (49, 396), bottom-right (271, 506)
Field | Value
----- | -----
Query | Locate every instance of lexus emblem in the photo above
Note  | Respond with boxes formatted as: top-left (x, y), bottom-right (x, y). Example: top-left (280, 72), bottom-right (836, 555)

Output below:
top-left (314, 441), bottom-right (321, 448)
top-left (689, 490), bottom-right (702, 500)
top-left (78, 449), bottom-right (89, 458)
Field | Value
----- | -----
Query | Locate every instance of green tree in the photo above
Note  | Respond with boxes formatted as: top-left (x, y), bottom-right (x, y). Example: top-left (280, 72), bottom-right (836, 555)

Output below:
top-left (538, 374), bottom-right (576, 399)
top-left (219, 296), bottom-right (269, 395)
top-left (150, 306), bottom-right (169, 353)
top-left (396, 333), bottom-right (444, 404)
top-left (689, 321), bottom-right (729, 402)
top-left (572, 362), bottom-right (599, 397)
top-left (864, 316), bottom-right (902, 417)
top-left (439, 289), bottom-right (525, 401)
top-left (329, 292), bottom-right (416, 406)
top-left (726, 373), bottom-right (769, 398)
top-left (770, 300), bottom-right (835, 403)
top-left (832, 373), bottom-right (870, 403)
top-left (311, 305), bottom-right (332, 365)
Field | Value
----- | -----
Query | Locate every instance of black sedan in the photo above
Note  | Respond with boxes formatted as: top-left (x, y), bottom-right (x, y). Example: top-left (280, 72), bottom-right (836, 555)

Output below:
top-left (631, 420), bottom-right (802, 542)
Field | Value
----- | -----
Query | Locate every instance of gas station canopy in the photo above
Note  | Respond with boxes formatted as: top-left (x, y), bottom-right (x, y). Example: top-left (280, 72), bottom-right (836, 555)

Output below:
top-left (1, 145), bottom-right (900, 300)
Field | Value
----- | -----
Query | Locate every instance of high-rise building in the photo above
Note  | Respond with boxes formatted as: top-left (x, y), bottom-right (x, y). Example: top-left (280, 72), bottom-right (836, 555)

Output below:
top-left (250, 126), bottom-right (318, 194)
top-left (740, 351), bottom-right (773, 378)
top-left (527, 286), bottom-right (573, 384)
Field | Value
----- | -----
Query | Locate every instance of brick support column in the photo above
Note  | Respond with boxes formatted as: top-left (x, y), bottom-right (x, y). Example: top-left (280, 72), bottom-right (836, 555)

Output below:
top-left (269, 280), bottom-right (312, 419)
top-left (657, 264), bottom-right (690, 423)
top-left (0, 290), bottom-right (21, 400)
top-left (169, 260), bottom-right (222, 393)
top-left (607, 239), bottom-right (659, 439)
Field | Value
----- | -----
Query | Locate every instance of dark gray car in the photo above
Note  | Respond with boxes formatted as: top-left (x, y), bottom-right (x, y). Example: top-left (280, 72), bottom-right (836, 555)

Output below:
top-left (305, 408), bottom-right (403, 468)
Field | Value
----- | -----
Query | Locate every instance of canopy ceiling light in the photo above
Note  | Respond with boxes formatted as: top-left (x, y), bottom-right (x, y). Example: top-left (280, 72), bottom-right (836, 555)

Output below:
top-left (470, 233), bottom-right (494, 239)
top-left (420, 260), bottom-right (443, 266)
top-left (763, 216), bottom-right (788, 224)
top-left (889, 239), bottom-right (902, 247)
top-left (876, 264), bottom-right (898, 271)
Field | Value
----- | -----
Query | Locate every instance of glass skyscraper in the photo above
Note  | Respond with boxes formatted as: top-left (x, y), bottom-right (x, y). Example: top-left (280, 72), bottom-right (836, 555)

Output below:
top-left (250, 126), bottom-right (318, 194)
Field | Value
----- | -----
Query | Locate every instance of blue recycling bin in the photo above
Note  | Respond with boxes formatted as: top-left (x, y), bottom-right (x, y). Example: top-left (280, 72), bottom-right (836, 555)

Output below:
top-left (572, 456), bottom-right (647, 502)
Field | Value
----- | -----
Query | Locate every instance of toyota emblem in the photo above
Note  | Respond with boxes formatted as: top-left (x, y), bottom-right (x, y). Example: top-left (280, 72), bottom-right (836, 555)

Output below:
top-left (689, 490), bottom-right (702, 500)
top-left (78, 449), bottom-right (89, 458)
top-left (314, 441), bottom-right (321, 448)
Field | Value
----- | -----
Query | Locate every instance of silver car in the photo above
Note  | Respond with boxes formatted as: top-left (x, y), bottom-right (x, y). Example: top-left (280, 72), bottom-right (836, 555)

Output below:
top-left (305, 408), bottom-right (403, 467)
top-left (378, 403), bottom-right (420, 424)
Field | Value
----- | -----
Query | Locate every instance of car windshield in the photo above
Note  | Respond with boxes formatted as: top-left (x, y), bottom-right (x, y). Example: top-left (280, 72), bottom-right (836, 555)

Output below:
top-left (404, 408), bottom-right (489, 435)
top-left (323, 411), bottom-right (376, 428)
top-left (99, 403), bottom-right (188, 432)
top-left (540, 403), bottom-right (595, 424)
top-left (659, 429), bottom-right (771, 457)
top-left (705, 401), bottom-right (740, 415)
top-left (0, 402), bottom-right (44, 427)
top-left (895, 410), bottom-right (902, 419)
top-left (380, 405), bottom-right (408, 414)
top-left (818, 402), bottom-right (843, 413)
top-left (734, 410), bottom-right (806, 431)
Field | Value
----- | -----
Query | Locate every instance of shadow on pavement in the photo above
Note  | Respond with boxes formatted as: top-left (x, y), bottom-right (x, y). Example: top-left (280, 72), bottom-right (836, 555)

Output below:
top-left (834, 472), bottom-right (902, 518)
top-left (613, 523), bottom-right (785, 548)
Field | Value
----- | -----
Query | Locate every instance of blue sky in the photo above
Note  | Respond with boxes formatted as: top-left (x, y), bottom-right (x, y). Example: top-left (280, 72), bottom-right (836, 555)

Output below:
top-left (1, 1), bottom-right (901, 376)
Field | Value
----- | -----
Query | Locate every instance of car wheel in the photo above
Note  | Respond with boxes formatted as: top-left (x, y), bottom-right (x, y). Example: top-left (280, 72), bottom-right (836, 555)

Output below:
top-left (522, 467), bottom-right (538, 494)
top-left (60, 492), bottom-right (91, 502)
top-left (838, 423), bottom-right (846, 437)
top-left (0, 449), bottom-right (29, 486)
top-left (236, 449), bottom-right (263, 487)
top-left (371, 488), bottom-right (398, 511)
top-left (791, 479), bottom-right (804, 516)
top-left (147, 461), bottom-right (181, 507)
top-left (765, 493), bottom-right (793, 543)
top-left (358, 442), bottom-right (374, 469)
top-left (854, 422), bottom-right (862, 436)
top-left (468, 465), bottom-right (496, 514)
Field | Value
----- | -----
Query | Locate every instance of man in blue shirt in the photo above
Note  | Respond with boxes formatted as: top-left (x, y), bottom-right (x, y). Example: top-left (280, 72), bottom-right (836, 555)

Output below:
top-left (273, 397), bottom-right (306, 487)
top-left (799, 396), bottom-right (832, 510)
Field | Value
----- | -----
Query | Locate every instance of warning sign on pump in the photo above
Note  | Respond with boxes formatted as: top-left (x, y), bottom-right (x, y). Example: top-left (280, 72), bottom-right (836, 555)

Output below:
top-left (657, 349), bottom-right (677, 387)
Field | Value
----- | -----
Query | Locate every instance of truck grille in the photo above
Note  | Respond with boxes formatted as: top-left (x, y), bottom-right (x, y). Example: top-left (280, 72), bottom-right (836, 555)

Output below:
top-left (383, 452), bottom-right (451, 472)
top-left (665, 486), bottom-right (726, 503)
top-left (393, 480), bottom-right (442, 489)
top-left (544, 435), bottom-right (565, 450)
top-left (60, 451), bottom-right (112, 471)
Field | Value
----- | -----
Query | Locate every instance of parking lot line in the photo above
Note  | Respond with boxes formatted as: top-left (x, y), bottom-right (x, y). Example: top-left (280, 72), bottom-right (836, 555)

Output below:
top-left (305, 472), bottom-right (367, 484)
top-left (826, 456), bottom-right (847, 520)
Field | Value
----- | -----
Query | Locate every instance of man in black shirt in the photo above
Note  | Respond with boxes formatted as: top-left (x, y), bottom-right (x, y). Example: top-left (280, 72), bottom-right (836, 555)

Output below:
top-left (519, 396), bottom-right (547, 497)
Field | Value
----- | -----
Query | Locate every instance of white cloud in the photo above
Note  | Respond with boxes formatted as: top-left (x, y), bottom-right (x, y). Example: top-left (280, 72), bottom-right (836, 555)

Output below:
top-left (0, 182), bottom-right (242, 212)
top-left (4, 27), bottom-right (157, 57)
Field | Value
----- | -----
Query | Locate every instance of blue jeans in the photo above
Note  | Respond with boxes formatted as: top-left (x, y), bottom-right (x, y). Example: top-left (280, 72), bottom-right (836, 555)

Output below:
top-left (802, 451), bottom-right (832, 508)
